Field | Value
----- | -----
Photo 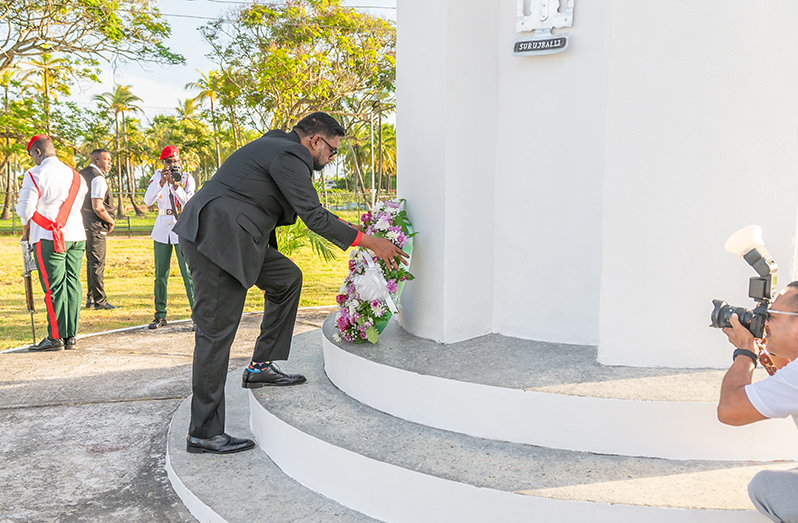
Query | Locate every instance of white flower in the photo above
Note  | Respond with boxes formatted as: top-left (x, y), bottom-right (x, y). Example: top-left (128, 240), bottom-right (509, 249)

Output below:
top-left (386, 230), bottom-right (399, 242)
top-left (348, 301), bottom-right (359, 316)
top-left (350, 249), bottom-right (358, 259)
top-left (332, 332), bottom-right (342, 342)
top-left (376, 216), bottom-right (391, 231)
top-left (371, 303), bottom-right (386, 316)
top-left (339, 285), bottom-right (348, 294)
top-left (374, 201), bottom-right (384, 212)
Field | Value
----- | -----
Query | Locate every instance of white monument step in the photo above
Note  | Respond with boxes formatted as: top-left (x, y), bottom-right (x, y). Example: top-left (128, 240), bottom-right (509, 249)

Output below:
top-left (165, 366), bottom-right (379, 523)
top-left (321, 316), bottom-right (798, 461)
top-left (248, 328), bottom-right (788, 522)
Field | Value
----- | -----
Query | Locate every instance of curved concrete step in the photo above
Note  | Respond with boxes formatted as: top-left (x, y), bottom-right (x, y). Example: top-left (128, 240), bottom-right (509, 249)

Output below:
top-left (250, 328), bottom-right (787, 522)
top-left (165, 366), bottom-right (378, 523)
top-left (321, 316), bottom-right (798, 461)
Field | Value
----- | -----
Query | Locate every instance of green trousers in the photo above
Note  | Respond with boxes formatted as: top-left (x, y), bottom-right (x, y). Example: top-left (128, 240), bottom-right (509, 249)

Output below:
top-left (153, 240), bottom-right (194, 319)
top-left (34, 239), bottom-right (85, 340)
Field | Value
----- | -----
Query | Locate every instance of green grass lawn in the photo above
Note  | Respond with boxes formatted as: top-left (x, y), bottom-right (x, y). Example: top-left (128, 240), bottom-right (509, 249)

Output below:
top-left (0, 234), bottom-right (350, 350)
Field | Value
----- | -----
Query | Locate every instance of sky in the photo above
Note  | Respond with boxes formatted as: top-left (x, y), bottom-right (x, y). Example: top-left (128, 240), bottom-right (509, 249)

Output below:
top-left (67, 0), bottom-right (397, 122)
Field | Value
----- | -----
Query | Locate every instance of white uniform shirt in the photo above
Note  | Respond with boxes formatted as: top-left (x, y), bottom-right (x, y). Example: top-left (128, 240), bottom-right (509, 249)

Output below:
top-left (17, 156), bottom-right (88, 245)
top-left (89, 163), bottom-right (109, 199)
top-left (745, 359), bottom-right (798, 425)
top-left (143, 169), bottom-right (195, 244)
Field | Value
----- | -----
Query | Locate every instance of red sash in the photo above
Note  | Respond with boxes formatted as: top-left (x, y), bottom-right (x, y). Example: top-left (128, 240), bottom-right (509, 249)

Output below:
top-left (31, 168), bottom-right (82, 253)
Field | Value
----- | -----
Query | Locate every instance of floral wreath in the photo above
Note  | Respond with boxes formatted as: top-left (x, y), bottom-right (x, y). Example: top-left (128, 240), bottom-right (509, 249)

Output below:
top-left (334, 199), bottom-right (415, 344)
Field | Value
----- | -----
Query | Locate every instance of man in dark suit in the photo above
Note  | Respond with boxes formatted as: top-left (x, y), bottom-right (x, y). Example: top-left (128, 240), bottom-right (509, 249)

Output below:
top-left (174, 112), bottom-right (406, 454)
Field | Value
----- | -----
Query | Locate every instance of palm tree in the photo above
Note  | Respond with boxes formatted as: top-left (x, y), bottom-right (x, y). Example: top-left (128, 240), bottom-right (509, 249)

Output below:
top-left (186, 70), bottom-right (222, 169)
top-left (94, 85), bottom-right (143, 217)
top-left (18, 53), bottom-right (72, 134)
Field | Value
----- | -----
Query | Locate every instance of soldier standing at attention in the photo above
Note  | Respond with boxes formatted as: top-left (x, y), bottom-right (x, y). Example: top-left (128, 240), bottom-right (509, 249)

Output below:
top-left (17, 135), bottom-right (88, 351)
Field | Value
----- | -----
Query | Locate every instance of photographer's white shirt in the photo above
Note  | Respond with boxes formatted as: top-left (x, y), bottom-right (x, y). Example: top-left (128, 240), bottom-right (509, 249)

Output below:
top-left (143, 169), bottom-right (195, 244)
top-left (745, 360), bottom-right (798, 424)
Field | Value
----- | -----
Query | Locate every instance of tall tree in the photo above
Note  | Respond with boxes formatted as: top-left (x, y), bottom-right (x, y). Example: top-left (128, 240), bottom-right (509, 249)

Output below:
top-left (18, 53), bottom-right (73, 134)
top-left (0, 0), bottom-right (183, 77)
top-left (94, 84), bottom-right (143, 217)
top-left (200, 0), bottom-right (396, 132)
top-left (186, 70), bottom-right (223, 169)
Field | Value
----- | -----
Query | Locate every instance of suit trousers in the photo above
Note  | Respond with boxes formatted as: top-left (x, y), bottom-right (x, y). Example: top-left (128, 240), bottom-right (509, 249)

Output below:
top-left (85, 228), bottom-right (108, 305)
top-left (180, 237), bottom-right (303, 438)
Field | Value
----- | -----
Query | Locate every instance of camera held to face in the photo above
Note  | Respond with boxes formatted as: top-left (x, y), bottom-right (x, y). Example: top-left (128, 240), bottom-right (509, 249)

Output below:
top-left (710, 226), bottom-right (777, 339)
top-left (168, 165), bottom-right (182, 184)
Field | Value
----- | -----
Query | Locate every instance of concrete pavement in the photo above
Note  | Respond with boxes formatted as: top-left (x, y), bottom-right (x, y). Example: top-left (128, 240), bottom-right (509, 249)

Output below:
top-left (0, 307), bottom-right (337, 523)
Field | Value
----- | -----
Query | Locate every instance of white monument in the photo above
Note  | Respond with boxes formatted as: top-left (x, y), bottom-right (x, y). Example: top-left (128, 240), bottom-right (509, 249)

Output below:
top-left (396, 0), bottom-right (798, 367)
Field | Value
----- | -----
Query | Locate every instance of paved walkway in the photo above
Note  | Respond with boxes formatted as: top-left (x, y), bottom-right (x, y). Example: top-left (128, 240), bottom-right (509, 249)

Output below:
top-left (0, 307), bottom-right (337, 523)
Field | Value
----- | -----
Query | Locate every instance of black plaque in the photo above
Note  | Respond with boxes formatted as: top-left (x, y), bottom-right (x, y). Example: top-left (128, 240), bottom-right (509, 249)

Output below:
top-left (513, 36), bottom-right (568, 56)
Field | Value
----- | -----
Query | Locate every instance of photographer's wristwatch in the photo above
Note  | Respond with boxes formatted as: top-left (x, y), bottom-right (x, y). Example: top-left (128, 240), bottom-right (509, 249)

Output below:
top-left (733, 348), bottom-right (758, 365)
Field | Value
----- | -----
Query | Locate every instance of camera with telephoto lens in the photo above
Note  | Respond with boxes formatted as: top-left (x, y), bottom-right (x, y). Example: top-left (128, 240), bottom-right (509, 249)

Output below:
top-left (710, 225), bottom-right (778, 338)
top-left (168, 165), bottom-right (182, 183)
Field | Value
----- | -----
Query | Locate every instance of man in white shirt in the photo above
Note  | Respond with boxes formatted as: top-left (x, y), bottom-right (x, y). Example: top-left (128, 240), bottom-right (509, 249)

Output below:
top-left (143, 145), bottom-right (195, 329)
top-left (80, 148), bottom-right (116, 310)
top-left (719, 281), bottom-right (798, 522)
top-left (17, 135), bottom-right (88, 351)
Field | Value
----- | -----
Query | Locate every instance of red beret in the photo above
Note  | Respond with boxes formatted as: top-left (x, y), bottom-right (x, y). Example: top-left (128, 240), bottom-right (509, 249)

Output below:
top-left (160, 145), bottom-right (179, 160)
top-left (27, 134), bottom-right (50, 152)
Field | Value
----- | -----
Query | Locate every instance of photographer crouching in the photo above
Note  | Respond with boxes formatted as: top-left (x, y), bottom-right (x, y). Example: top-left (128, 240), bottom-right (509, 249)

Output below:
top-left (719, 282), bottom-right (798, 523)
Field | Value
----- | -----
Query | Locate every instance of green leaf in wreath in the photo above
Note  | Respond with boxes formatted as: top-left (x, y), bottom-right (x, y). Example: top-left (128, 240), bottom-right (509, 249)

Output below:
top-left (366, 325), bottom-right (379, 344)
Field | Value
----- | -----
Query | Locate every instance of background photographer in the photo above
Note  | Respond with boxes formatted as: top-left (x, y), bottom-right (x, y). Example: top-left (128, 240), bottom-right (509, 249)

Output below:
top-left (719, 281), bottom-right (798, 523)
top-left (143, 145), bottom-right (195, 330)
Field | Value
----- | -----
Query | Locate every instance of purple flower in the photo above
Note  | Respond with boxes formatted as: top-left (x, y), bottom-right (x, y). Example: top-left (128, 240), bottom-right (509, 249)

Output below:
top-left (337, 315), bottom-right (350, 330)
top-left (336, 294), bottom-right (347, 305)
top-left (387, 279), bottom-right (398, 293)
top-left (371, 300), bottom-right (380, 307)
top-left (361, 212), bottom-right (372, 224)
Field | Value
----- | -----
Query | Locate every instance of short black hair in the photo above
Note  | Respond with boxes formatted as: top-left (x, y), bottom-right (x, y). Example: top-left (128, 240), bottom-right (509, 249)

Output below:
top-left (782, 281), bottom-right (798, 311)
top-left (90, 148), bottom-right (110, 156)
top-left (294, 112), bottom-right (345, 138)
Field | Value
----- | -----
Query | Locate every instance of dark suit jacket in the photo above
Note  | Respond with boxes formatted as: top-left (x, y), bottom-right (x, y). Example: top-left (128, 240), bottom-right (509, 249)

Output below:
top-left (173, 129), bottom-right (357, 288)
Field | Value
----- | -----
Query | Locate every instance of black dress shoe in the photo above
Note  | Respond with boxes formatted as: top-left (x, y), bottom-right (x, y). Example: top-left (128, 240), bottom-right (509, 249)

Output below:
top-left (241, 363), bottom-right (307, 388)
top-left (186, 433), bottom-right (255, 454)
top-left (148, 318), bottom-right (167, 329)
top-left (63, 337), bottom-right (77, 350)
top-left (30, 337), bottom-right (64, 351)
top-left (85, 298), bottom-right (93, 308)
top-left (94, 302), bottom-right (117, 310)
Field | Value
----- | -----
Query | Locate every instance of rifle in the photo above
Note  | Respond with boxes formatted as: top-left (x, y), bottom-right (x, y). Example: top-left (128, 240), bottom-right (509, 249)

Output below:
top-left (20, 239), bottom-right (36, 345)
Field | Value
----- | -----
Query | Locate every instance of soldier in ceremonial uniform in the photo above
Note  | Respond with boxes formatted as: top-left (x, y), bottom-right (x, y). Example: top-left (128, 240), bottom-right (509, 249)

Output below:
top-left (80, 148), bottom-right (117, 310)
top-left (143, 145), bottom-right (195, 329)
top-left (17, 135), bottom-right (88, 351)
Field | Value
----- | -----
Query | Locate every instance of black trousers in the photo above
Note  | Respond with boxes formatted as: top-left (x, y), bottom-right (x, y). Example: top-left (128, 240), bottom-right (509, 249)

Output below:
top-left (84, 227), bottom-right (108, 305)
top-left (180, 237), bottom-right (303, 439)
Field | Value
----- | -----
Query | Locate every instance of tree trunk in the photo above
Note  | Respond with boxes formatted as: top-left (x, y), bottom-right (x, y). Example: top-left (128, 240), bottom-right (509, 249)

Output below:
top-left (348, 142), bottom-right (371, 212)
top-left (211, 99), bottom-right (221, 169)
top-left (122, 120), bottom-right (144, 216)
top-left (0, 151), bottom-right (12, 220)
top-left (114, 115), bottom-right (126, 218)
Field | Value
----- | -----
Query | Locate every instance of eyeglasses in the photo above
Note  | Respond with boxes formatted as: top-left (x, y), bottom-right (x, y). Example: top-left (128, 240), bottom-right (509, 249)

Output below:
top-left (766, 309), bottom-right (798, 321)
top-left (318, 136), bottom-right (338, 156)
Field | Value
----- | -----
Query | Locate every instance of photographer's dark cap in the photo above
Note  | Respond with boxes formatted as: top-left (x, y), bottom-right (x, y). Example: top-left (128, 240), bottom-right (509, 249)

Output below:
top-left (27, 134), bottom-right (50, 152)
top-left (160, 145), bottom-right (179, 160)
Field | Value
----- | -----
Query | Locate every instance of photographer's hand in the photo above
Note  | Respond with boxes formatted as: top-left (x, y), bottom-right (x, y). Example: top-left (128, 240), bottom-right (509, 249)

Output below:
top-left (722, 313), bottom-right (757, 351)
top-left (159, 170), bottom-right (170, 187)
top-left (718, 313), bottom-right (768, 426)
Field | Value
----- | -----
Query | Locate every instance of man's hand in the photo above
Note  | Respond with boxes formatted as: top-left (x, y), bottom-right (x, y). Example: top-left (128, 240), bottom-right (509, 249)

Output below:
top-left (722, 314), bottom-right (757, 351)
top-left (358, 234), bottom-right (409, 271)
top-left (159, 170), bottom-right (170, 187)
top-left (106, 221), bottom-right (115, 233)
